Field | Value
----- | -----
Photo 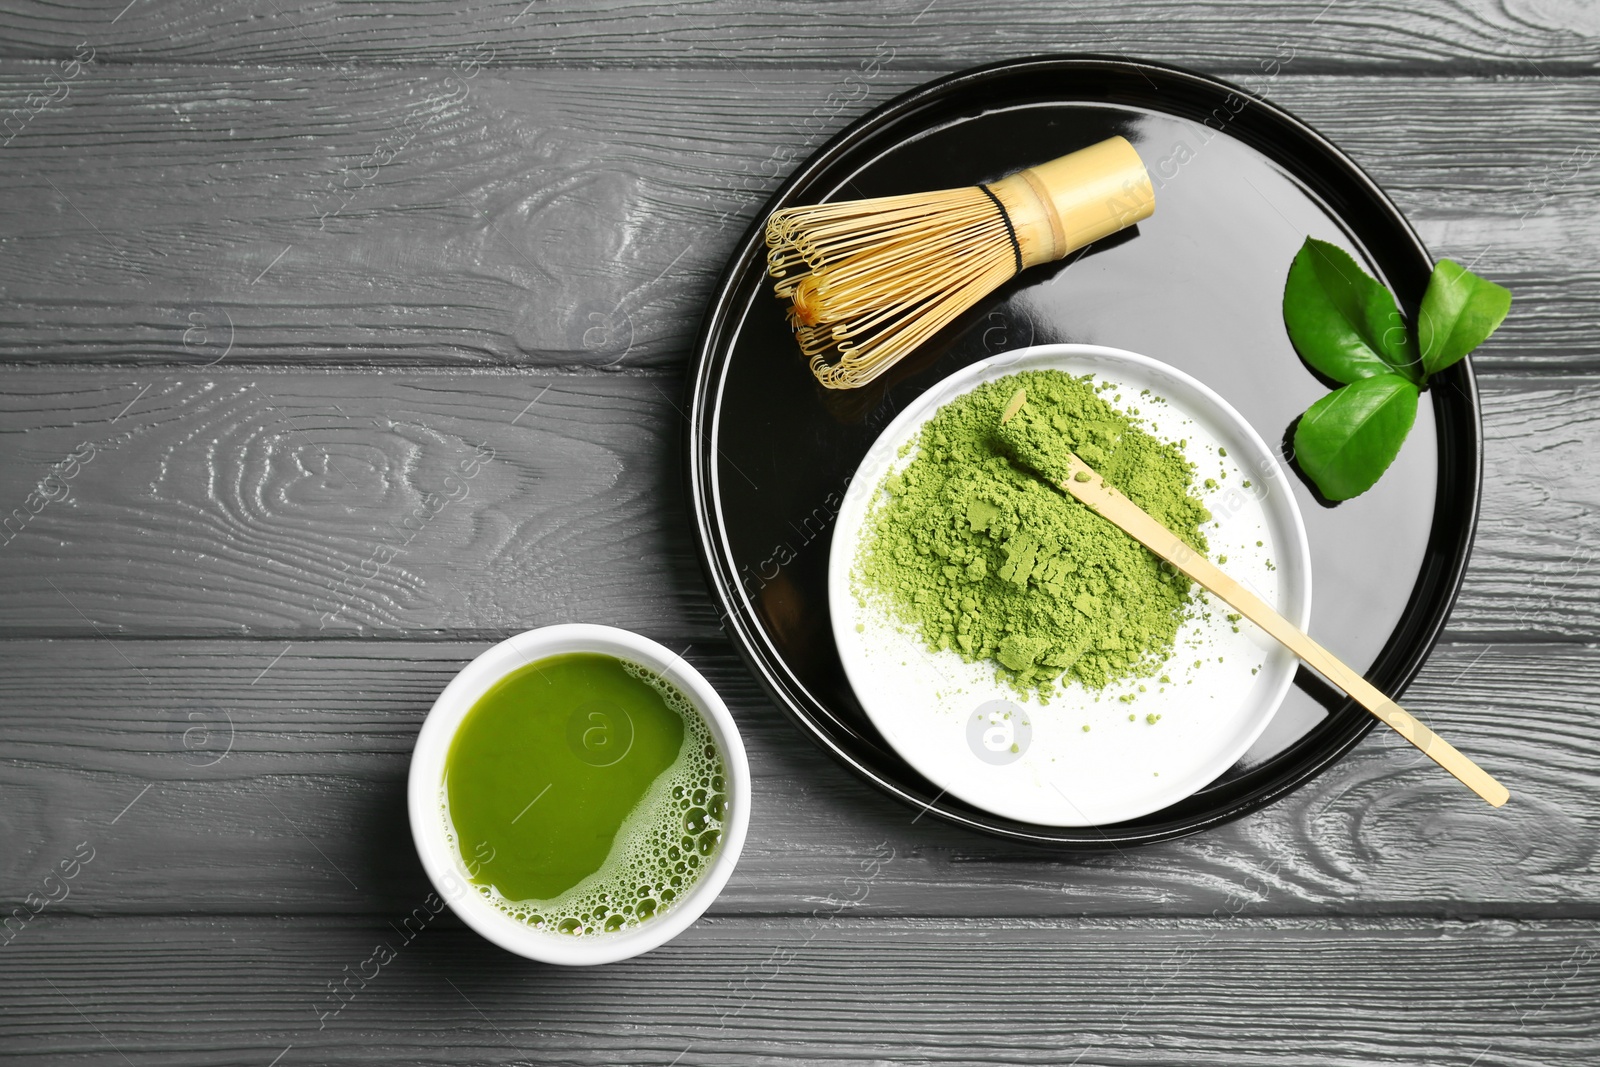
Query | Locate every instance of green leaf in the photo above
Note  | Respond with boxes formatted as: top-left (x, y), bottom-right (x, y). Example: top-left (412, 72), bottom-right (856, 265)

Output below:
top-left (1417, 259), bottom-right (1512, 377)
top-left (1282, 237), bottom-right (1421, 385)
top-left (1292, 374), bottom-right (1419, 501)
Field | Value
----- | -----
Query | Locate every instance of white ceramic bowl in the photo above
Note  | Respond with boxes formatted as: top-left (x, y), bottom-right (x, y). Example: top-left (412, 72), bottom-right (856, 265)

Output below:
top-left (829, 344), bottom-right (1312, 826)
top-left (407, 624), bottom-right (751, 966)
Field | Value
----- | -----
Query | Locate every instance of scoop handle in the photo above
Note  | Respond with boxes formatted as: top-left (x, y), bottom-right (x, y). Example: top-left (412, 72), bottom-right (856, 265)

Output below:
top-left (1056, 452), bottom-right (1509, 808)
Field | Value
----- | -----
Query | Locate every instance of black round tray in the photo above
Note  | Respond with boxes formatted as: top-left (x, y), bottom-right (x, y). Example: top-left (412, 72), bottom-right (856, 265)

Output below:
top-left (684, 56), bottom-right (1481, 848)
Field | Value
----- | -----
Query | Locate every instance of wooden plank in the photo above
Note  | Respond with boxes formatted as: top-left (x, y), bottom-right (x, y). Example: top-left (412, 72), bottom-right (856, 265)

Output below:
top-left (0, 638), bottom-right (1593, 917)
top-left (1, 915), bottom-right (1595, 1065)
top-left (1461, 372), bottom-right (1600, 640)
top-left (0, 368), bottom-right (714, 636)
top-left (0, 68), bottom-right (1595, 368)
top-left (1, 0), bottom-right (1596, 71)
top-left (0, 367), bottom-right (1595, 639)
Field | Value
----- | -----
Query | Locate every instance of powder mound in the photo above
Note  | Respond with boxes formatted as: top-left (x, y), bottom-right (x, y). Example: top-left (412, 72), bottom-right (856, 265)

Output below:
top-left (854, 370), bottom-right (1211, 698)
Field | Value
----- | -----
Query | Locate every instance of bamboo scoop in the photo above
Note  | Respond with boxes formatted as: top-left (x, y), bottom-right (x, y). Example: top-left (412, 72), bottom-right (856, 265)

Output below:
top-left (997, 387), bottom-right (1508, 808)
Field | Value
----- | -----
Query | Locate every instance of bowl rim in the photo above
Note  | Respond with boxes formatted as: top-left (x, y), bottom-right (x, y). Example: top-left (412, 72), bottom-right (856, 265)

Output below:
top-left (826, 343), bottom-right (1314, 825)
top-left (406, 623), bottom-right (751, 966)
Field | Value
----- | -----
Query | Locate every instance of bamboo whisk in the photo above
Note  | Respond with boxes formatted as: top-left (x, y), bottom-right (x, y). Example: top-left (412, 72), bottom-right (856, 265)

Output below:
top-left (765, 136), bottom-right (1156, 389)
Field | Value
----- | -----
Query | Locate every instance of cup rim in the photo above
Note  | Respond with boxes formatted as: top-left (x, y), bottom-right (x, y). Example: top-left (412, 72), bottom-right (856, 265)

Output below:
top-left (406, 623), bottom-right (751, 966)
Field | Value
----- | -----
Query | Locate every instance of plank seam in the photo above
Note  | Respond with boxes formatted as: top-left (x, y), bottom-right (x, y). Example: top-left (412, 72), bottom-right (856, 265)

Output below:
top-left (0, 57), bottom-right (1594, 78)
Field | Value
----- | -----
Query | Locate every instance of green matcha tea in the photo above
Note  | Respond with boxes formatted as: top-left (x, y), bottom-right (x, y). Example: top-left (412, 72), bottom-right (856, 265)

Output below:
top-left (442, 652), bottom-right (727, 936)
top-left (855, 369), bottom-right (1210, 698)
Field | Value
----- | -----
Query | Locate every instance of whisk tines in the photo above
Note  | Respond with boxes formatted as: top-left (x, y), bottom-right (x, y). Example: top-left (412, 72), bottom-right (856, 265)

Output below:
top-left (763, 136), bottom-right (1156, 390)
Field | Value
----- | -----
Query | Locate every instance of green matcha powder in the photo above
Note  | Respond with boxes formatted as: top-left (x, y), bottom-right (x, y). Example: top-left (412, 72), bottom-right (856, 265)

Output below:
top-left (855, 370), bottom-right (1211, 699)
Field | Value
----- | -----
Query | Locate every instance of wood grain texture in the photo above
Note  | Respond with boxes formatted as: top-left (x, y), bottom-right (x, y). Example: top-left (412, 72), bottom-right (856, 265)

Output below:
top-left (0, 69), bottom-right (1595, 368)
top-left (0, 638), bottom-right (1593, 917)
top-left (1, 0), bottom-right (1597, 71)
top-left (0, 369), bottom-right (707, 636)
top-left (1, 915), bottom-right (1595, 1066)
top-left (0, 4), bottom-right (1594, 1061)
top-left (0, 367), bottom-right (1595, 639)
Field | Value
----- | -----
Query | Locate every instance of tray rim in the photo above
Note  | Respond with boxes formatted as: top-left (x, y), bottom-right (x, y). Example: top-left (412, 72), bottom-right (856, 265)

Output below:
top-left (683, 53), bottom-right (1484, 848)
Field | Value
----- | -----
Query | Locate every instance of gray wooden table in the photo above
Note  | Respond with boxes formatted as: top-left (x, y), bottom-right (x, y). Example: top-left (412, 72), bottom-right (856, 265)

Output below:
top-left (1, 2), bottom-right (1596, 1063)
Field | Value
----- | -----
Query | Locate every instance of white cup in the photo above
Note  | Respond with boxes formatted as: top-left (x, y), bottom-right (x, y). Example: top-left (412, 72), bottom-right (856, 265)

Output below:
top-left (407, 624), bottom-right (751, 965)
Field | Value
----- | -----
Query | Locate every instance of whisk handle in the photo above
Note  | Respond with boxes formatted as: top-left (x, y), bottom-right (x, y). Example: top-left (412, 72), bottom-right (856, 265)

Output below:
top-left (989, 136), bottom-right (1155, 269)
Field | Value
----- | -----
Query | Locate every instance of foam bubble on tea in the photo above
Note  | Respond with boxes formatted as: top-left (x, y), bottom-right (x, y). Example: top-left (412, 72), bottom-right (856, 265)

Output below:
top-left (442, 652), bottom-right (728, 936)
